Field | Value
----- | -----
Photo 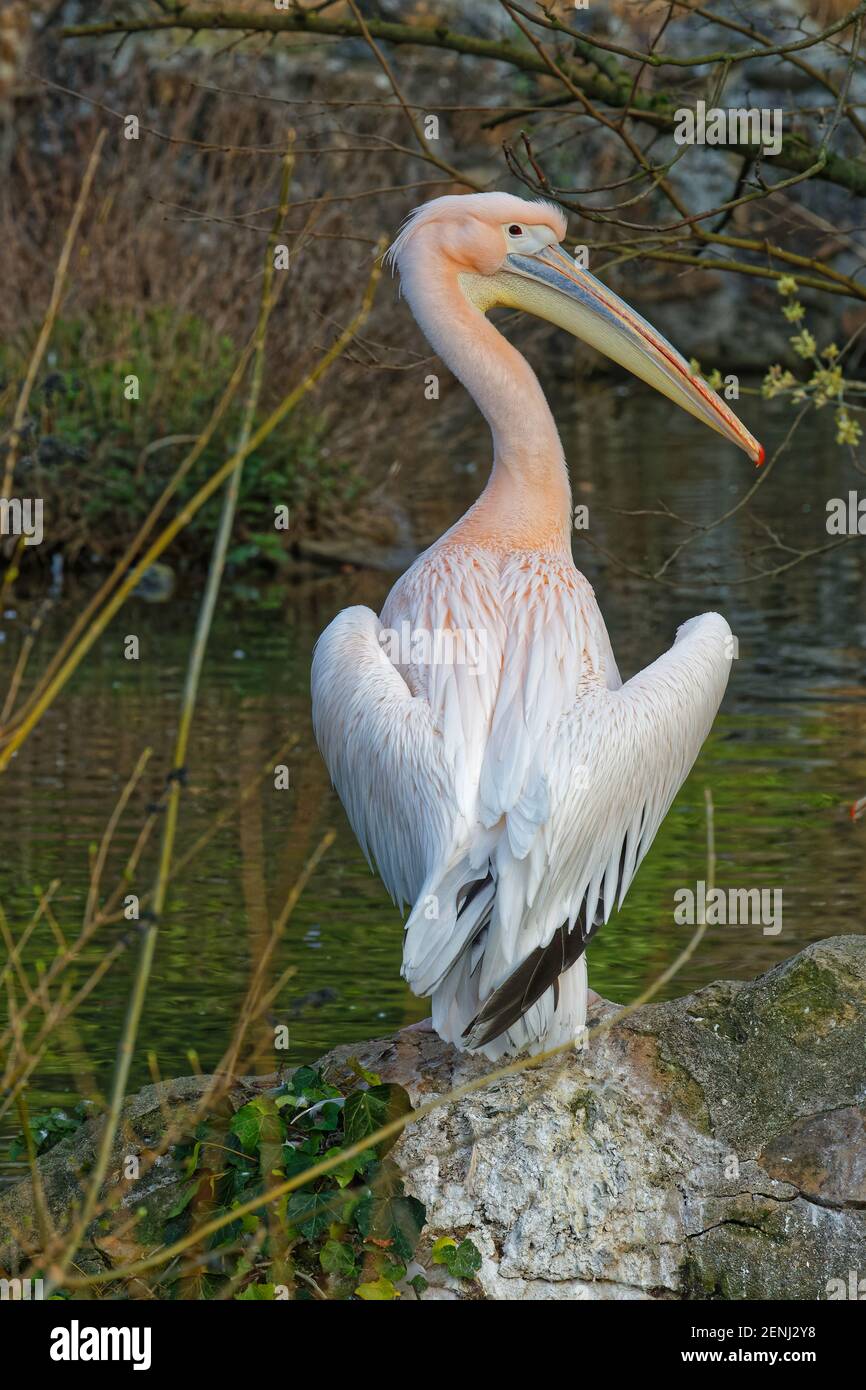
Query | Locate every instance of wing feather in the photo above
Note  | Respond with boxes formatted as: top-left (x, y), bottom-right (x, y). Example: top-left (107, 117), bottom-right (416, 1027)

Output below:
top-left (467, 611), bottom-right (733, 1034)
top-left (311, 606), bottom-right (459, 911)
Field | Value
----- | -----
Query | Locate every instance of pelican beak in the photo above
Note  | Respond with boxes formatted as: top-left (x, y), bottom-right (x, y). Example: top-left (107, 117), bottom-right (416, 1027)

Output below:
top-left (486, 244), bottom-right (764, 465)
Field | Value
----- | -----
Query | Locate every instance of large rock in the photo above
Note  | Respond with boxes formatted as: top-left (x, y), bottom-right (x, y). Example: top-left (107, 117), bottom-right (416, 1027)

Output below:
top-left (321, 935), bottom-right (866, 1300)
top-left (1, 937), bottom-right (864, 1299)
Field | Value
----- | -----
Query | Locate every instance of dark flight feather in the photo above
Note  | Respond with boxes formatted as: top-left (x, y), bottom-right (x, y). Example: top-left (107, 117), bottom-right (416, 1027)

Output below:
top-left (462, 830), bottom-right (634, 1050)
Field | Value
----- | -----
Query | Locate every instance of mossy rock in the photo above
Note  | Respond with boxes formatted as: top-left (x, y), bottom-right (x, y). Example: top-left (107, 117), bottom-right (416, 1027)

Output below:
top-left (2, 939), bottom-right (865, 1299)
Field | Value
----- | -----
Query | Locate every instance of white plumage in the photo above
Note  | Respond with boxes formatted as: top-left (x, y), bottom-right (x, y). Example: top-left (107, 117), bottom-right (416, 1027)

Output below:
top-left (312, 192), bottom-right (759, 1058)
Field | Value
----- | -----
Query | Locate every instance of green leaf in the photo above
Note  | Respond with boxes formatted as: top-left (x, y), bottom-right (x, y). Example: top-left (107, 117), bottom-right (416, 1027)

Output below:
top-left (282, 1146), bottom-right (321, 1185)
top-left (431, 1236), bottom-right (457, 1263)
top-left (235, 1283), bottom-right (276, 1300)
top-left (353, 1179), bottom-right (425, 1263)
top-left (288, 1065), bottom-right (326, 1098)
top-left (182, 1140), bottom-right (202, 1178)
top-left (229, 1102), bottom-right (266, 1152)
top-left (352, 1189), bottom-right (374, 1237)
top-left (8, 1106), bottom-right (88, 1160)
top-left (388, 1195), bottom-right (426, 1262)
top-left (278, 1068), bottom-right (343, 1111)
top-left (343, 1084), bottom-right (413, 1153)
top-left (307, 1100), bottom-right (342, 1134)
top-left (165, 1179), bottom-right (200, 1219)
top-left (319, 1239), bottom-right (356, 1276)
top-left (409, 1273), bottom-right (429, 1299)
top-left (230, 1097), bottom-right (284, 1155)
top-left (355, 1277), bottom-right (399, 1301)
top-left (442, 1238), bottom-right (483, 1280)
top-left (284, 1192), bottom-right (334, 1240)
top-left (329, 1147), bottom-right (377, 1189)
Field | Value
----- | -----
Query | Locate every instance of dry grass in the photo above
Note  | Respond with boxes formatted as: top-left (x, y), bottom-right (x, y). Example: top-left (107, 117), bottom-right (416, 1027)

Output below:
top-left (1, 39), bottom-right (445, 565)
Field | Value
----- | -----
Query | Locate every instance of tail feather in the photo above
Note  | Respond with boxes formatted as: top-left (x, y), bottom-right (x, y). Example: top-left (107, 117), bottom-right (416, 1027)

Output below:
top-left (462, 908), bottom-right (593, 1050)
top-left (404, 854), bottom-right (594, 1059)
top-left (402, 856), bottom-right (494, 997)
top-left (433, 952), bottom-right (588, 1061)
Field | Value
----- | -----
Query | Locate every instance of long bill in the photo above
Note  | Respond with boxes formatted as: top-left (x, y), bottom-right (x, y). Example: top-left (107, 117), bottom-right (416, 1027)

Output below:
top-left (475, 244), bottom-right (764, 465)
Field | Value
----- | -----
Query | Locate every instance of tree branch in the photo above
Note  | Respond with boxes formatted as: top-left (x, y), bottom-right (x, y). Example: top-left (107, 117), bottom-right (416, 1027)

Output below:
top-left (61, 8), bottom-right (866, 199)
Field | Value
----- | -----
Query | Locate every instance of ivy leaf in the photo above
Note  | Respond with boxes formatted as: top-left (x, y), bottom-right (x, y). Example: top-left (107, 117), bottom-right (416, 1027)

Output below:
top-left (351, 1188), bottom-right (374, 1237)
top-left (343, 1089), bottom-right (389, 1145)
top-left (284, 1192), bottom-right (334, 1240)
top-left (285, 1066), bottom-right (342, 1104)
top-left (306, 1100), bottom-right (343, 1134)
top-left (282, 1145), bottom-right (321, 1185)
top-left (355, 1277), bottom-right (399, 1301)
top-left (286, 1064), bottom-right (322, 1093)
top-left (328, 1147), bottom-right (377, 1189)
top-left (226, 1163), bottom-right (257, 1199)
top-left (438, 1238), bottom-right (483, 1280)
top-left (353, 1181), bottom-right (425, 1262)
top-left (409, 1273), bottom-right (429, 1299)
top-left (319, 1239), bottom-right (357, 1277)
top-left (8, 1106), bottom-right (88, 1160)
top-left (182, 1140), bottom-right (202, 1178)
top-left (431, 1236), bottom-right (457, 1263)
top-left (343, 1083), bottom-right (413, 1154)
top-left (388, 1195), bottom-right (426, 1262)
top-left (208, 1210), bottom-right (245, 1249)
top-left (164, 1179), bottom-right (200, 1219)
top-left (230, 1097), bottom-right (283, 1153)
top-left (235, 1283), bottom-right (276, 1300)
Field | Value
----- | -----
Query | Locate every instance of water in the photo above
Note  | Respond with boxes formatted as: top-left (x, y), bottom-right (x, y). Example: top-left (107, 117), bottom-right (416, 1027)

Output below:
top-left (1, 376), bottom-right (864, 1180)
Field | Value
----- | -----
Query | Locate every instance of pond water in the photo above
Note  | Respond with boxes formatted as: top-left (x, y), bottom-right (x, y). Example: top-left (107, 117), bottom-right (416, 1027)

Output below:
top-left (1, 374), bottom-right (864, 1181)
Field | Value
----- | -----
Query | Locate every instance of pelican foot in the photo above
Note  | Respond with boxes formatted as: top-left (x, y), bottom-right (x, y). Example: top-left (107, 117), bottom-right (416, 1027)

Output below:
top-left (401, 1016), bottom-right (435, 1034)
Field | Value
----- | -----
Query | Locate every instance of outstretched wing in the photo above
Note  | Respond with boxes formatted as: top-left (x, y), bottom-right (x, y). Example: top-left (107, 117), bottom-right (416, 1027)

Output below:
top-left (311, 605), bottom-right (461, 911)
top-left (463, 611), bottom-right (733, 1048)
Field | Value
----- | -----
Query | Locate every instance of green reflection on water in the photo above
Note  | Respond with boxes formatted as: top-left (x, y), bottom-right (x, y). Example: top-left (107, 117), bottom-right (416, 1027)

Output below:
top-left (1, 386), bottom-right (863, 1180)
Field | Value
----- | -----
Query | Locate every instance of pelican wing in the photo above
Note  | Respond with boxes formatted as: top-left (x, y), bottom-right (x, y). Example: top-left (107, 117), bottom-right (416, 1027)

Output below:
top-left (463, 611), bottom-right (732, 1048)
top-left (311, 605), bottom-right (460, 911)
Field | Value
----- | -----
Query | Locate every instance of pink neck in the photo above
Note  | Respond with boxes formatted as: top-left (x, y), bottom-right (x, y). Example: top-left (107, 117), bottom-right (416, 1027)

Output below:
top-left (403, 262), bottom-right (572, 552)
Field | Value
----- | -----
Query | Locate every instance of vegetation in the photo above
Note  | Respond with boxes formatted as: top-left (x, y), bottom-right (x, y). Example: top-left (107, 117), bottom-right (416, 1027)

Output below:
top-left (1, 307), bottom-right (358, 571)
top-left (7, 1065), bottom-right (483, 1299)
top-left (157, 1063), bottom-right (479, 1301)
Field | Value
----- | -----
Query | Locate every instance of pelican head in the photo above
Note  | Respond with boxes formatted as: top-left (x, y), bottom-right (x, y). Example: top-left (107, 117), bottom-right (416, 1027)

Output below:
top-left (388, 192), bottom-right (763, 465)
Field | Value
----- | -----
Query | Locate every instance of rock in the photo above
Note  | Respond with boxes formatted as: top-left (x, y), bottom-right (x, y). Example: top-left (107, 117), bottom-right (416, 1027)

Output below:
top-left (0, 1073), bottom-right (272, 1276)
top-left (1, 937), bottom-right (864, 1299)
top-left (318, 936), bottom-right (866, 1300)
top-left (760, 1105), bottom-right (866, 1209)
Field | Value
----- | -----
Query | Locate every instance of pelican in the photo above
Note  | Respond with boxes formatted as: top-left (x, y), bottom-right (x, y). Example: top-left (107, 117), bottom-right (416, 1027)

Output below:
top-left (312, 193), bottom-right (762, 1060)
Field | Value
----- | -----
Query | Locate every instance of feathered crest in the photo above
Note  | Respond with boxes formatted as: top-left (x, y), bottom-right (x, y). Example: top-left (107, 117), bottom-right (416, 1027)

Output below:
top-left (384, 192), bottom-right (567, 282)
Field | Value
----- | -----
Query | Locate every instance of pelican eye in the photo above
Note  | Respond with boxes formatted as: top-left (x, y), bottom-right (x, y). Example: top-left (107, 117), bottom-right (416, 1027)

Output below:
top-left (508, 224), bottom-right (524, 236)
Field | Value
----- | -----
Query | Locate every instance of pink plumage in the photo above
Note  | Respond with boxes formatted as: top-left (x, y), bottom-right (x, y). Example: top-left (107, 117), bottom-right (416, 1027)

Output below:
top-left (313, 193), bottom-right (756, 1058)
